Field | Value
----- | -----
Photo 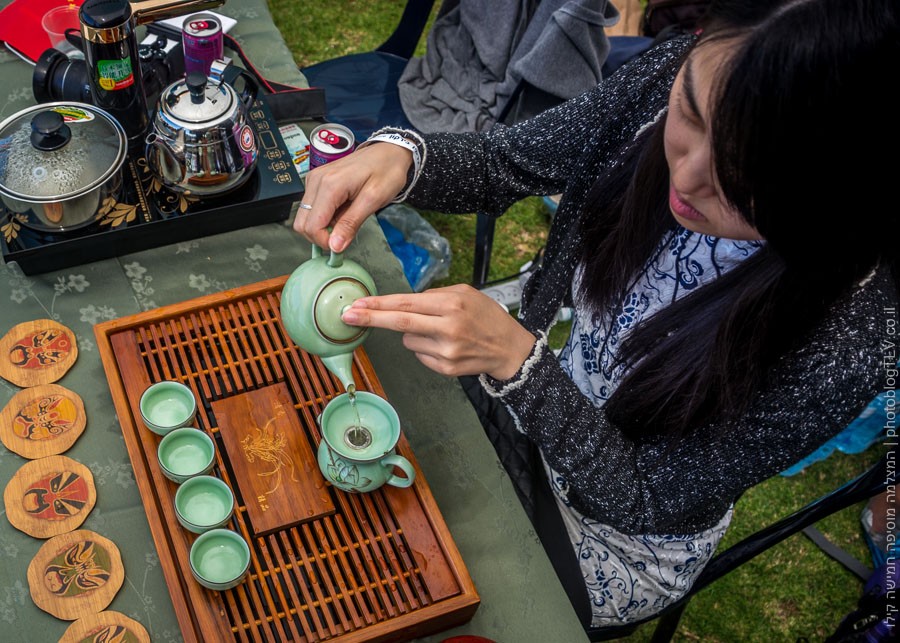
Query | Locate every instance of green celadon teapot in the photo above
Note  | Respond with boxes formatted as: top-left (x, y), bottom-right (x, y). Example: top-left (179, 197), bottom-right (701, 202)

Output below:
top-left (280, 244), bottom-right (378, 391)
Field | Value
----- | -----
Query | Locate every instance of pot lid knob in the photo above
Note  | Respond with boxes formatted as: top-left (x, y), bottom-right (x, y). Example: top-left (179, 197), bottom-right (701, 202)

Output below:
top-left (30, 111), bottom-right (71, 152)
top-left (186, 72), bottom-right (207, 105)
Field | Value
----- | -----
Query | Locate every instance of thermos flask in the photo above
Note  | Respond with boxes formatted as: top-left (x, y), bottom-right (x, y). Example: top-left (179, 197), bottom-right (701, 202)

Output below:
top-left (79, 0), bottom-right (224, 153)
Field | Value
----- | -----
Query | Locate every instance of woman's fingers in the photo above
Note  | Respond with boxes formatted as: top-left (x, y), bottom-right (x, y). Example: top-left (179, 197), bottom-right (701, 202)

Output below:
top-left (340, 285), bottom-right (533, 380)
top-left (342, 297), bottom-right (467, 373)
top-left (292, 143), bottom-right (414, 251)
top-left (341, 298), bottom-right (445, 336)
top-left (327, 186), bottom-right (391, 252)
top-left (294, 170), bottom-right (357, 250)
top-left (341, 287), bottom-right (474, 329)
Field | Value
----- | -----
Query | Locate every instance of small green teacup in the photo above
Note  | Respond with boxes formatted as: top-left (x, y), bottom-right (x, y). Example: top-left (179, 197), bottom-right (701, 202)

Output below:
top-left (140, 380), bottom-right (197, 435)
top-left (174, 475), bottom-right (234, 534)
top-left (317, 391), bottom-right (415, 493)
top-left (157, 427), bottom-right (216, 484)
top-left (189, 528), bottom-right (251, 591)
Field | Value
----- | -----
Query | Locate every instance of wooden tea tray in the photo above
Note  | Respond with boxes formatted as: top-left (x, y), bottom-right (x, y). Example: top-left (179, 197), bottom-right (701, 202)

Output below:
top-left (94, 276), bottom-right (479, 643)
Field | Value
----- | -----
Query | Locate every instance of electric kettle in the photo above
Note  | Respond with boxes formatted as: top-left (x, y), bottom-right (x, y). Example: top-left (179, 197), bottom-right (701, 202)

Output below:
top-left (145, 62), bottom-right (259, 196)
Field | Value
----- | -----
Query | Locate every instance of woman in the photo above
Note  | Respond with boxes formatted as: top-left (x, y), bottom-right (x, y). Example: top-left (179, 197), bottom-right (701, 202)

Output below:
top-left (295, 0), bottom-right (899, 629)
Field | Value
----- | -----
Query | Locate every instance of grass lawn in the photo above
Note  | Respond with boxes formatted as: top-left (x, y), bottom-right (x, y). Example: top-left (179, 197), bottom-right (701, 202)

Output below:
top-left (267, 2), bottom-right (884, 640)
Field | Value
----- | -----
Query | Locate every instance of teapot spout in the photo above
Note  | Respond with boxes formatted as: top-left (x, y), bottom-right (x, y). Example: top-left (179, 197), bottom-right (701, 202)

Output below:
top-left (322, 353), bottom-right (355, 392)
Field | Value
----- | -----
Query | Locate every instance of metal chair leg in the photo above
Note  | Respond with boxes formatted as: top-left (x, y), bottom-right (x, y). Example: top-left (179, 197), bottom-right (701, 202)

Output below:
top-left (473, 212), bottom-right (495, 289)
top-left (649, 600), bottom-right (690, 643)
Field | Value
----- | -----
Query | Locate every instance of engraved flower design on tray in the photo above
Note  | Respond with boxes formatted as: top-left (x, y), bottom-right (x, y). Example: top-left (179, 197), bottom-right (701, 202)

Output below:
top-left (240, 412), bottom-right (299, 496)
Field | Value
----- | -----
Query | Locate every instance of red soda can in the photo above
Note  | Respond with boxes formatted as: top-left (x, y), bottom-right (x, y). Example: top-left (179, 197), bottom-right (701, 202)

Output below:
top-left (309, 123), bottom-right (355, 169)
top-left (182, 13), bottom-right (224, 77)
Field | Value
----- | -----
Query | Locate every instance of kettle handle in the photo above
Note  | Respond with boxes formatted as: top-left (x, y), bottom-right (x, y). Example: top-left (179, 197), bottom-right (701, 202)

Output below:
top-left (310, 243), bottom-right (344, 268)
top-left (233, 69), bottom-right (259, 109)
top-left (214, 62), bottom-right (259, 109)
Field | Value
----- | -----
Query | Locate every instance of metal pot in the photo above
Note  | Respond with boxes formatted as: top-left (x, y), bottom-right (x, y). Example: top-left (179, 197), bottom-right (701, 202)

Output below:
top-left (145, 61), bottom-right (258, 196)
top-left (0, 103), bottom-right (126, 232)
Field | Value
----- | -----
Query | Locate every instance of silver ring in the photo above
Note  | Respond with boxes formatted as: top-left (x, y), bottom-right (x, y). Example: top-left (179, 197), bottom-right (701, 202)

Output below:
top-left (298, 203), bottom-right (313, 210)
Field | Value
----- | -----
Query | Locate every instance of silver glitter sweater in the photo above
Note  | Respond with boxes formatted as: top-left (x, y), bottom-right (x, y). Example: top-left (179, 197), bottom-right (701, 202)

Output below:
top-left (404, 35), bottom-right (897, 534)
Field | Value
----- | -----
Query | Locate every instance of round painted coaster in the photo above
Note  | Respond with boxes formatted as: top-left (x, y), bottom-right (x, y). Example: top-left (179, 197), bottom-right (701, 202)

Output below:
top-left (4, 455), bottom-right (97, 538)
top-left (0, 385), bottom-right (87, 459)
top-left (27, 529), bottom-right (124, 621)
top-left (0, 319), bottom-right (78, 388)
top-left (58, 610), bottom-right (150, 643)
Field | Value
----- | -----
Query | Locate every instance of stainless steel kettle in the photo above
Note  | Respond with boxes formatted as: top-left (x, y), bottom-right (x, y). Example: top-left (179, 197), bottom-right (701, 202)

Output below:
top-left (145, 60), bottom-right (258, 196)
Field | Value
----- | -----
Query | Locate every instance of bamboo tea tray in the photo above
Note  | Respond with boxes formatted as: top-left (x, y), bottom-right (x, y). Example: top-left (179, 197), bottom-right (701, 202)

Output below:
top-left (94, 276), bottom-right (479, 642)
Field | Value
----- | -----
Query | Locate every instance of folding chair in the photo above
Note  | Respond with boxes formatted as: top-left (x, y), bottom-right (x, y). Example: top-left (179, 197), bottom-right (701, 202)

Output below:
top-left (300, 0), bottom-right (652, 288)
top-left (299, 0), bottom-right (437, 141)
top-left (586, 454), bottom-right (889, 642)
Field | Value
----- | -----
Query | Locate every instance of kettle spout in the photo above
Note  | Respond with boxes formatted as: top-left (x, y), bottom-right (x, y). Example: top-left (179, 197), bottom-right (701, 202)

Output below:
top-left (322, 354), bottom-right (355, 392)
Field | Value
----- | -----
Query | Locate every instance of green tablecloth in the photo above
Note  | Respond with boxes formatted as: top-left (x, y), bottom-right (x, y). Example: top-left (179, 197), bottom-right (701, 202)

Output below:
top-left (0, 1), bottom-right (586, 641)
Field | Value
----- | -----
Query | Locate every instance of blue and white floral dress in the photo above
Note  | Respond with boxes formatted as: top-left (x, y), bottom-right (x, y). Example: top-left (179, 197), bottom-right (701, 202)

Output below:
top-left (553, 226), bottom-right (762, 626)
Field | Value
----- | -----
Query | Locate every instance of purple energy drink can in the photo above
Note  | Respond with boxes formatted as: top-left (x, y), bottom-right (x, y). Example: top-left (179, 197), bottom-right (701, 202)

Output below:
top-left (309, 123), bottom-right (355, 169)
top-left (182, 13), bottom-right (224, 77)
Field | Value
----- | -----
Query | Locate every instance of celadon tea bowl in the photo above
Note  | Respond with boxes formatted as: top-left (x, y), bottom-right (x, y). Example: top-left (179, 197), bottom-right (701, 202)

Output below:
top-left (281, 244), bottom-right (378, 391)
top-left (189, 528), bottom-right (251, 591)
top-left (317, 391), bottom-right (415, 493)
top-left (140, 380), bottom-right (197, 435)
top-left (175, 475), bottom-right (235, 534)
top-left (157, 428), bottom-right (216, 484)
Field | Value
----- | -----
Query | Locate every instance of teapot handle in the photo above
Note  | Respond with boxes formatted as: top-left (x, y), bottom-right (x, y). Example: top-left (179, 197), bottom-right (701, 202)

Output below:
top-left (310, 243), bottom-right (344, 268)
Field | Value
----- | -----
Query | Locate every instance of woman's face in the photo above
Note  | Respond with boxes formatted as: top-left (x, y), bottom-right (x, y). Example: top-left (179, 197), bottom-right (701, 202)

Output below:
top-left (664, 42), bottom-right (763, 241)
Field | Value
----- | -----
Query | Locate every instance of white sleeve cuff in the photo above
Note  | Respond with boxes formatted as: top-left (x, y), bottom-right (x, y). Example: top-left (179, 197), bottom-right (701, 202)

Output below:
top-left (479, 331), bottom-right (548, 398)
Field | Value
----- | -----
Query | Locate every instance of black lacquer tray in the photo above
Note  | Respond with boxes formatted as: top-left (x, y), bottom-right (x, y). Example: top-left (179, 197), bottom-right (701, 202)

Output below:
top-left (1, 94), bottom-right (303, 275)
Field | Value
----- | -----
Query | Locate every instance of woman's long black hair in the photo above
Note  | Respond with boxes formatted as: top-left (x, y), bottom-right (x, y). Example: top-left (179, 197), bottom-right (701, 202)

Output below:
top-left (577, 0), bottom-right (900, 438)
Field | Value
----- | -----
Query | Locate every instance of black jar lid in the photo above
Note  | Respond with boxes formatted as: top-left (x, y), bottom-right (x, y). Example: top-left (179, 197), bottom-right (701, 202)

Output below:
top-left (79, 0), bottom-right (132, 29)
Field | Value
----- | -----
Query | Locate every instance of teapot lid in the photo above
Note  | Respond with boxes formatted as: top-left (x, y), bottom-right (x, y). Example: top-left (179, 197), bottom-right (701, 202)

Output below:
top-left (161, 72), bottom-right (235, 126)
top-left (0, 103), bottom-right (126, 201)
top-left (314, 277), bottom-right (371, 344)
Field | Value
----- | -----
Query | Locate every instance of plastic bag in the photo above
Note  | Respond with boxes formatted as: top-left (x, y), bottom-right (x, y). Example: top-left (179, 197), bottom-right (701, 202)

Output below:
top-left (377, 204), bottom-right (450, 292)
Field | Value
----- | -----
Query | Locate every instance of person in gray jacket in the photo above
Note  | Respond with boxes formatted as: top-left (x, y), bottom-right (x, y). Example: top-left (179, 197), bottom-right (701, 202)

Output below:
top-left (294, 0), bottom-right (899, 629)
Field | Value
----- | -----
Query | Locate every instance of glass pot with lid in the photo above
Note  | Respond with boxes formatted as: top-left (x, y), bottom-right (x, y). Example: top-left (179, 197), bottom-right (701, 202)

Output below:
top-left (0, 102), bottom-right (127, 231)
top-left (145, 60), bottom-right (259, 196)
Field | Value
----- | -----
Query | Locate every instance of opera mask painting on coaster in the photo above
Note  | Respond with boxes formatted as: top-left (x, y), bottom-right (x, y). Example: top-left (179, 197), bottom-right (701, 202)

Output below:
top-left (23, 470), bottom-right (89, 521)
top-left (43, 539), bottom-right (112, 596)
top-left (4, 456), bottom-right (96, 538)
top-left (28, 530), bottom-right (124, 620)
top-left (1, 385), bottom-right (87, 459)
top-left (14, 393), bottom-right (78, 441)
top-left (0, 320), bottom-right (78, 387)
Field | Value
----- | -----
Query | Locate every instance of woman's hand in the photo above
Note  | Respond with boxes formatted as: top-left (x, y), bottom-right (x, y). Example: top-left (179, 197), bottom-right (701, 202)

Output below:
top-left (341, 284), bottom-right (537, 380)
top-left (293, 143), bottom-right (413, 252)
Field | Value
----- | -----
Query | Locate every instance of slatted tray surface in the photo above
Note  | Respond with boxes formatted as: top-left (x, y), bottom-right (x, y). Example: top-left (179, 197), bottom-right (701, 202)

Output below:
top-left (94, 276), bottom-right (479, 642)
